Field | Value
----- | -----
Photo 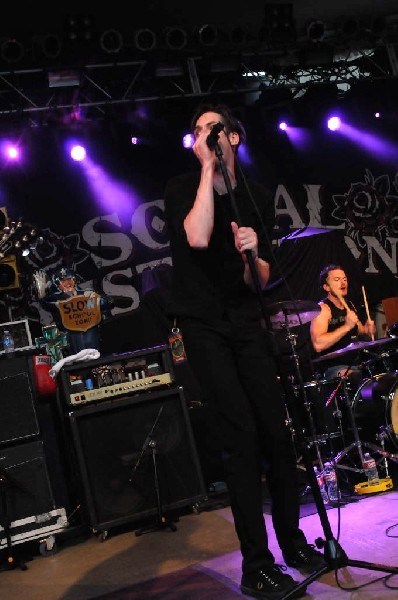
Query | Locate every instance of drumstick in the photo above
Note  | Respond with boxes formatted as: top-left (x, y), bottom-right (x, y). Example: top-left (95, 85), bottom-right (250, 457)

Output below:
top-left (362, 285), bottom-right (375, 341)
top-left (336, 293), bottom-right (350, 312)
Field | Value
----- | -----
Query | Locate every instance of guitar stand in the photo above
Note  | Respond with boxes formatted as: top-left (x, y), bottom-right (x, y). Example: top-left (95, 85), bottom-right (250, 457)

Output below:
top-left (0, 469), bottom-right (28, 571)
top-left (130, 407), bottom-right (178, 537)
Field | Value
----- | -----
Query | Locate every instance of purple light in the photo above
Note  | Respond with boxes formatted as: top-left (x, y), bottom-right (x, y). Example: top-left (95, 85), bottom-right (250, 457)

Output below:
top-left (70, 144), bottom-right (87, 161)
top-left (327, 116), bottom-right (342, 131)
top-left (182, 133), bottom-right (194, 149)
top-left (278, 121), bottom-right (288, 131)
top-left (131, 136), bottom-right (140, 145)
top-left (374, 111), bottom-right (381, 119)
top-left (2, 143), bottom-right (20, 161)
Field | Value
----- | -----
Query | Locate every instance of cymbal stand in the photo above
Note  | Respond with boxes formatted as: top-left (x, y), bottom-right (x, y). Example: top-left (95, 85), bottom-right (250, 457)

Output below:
top-left (279, 311), bottom-right (323, 470)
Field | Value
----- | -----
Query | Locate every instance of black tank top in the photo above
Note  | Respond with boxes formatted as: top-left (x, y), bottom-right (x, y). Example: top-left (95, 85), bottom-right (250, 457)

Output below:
top-left (317, 297), bottom-right (358, 357)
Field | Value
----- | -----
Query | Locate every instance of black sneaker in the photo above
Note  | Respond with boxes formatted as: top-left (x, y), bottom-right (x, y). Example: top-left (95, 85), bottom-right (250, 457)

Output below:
top-left (283, 543), bottom-right (326, 574)
top-left (240, 564), bottom-right (307, 599)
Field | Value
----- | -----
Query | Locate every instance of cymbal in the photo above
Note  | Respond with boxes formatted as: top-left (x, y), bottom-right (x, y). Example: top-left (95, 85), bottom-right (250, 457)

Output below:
top-left (313, 337), bottom-right (398, 363)
top-left (268, 300), bottom-right (320, 329)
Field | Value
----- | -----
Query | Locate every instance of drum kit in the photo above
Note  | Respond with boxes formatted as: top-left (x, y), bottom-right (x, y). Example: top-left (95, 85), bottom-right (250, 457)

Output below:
top-left (268, 299), bottom-right (398, 479)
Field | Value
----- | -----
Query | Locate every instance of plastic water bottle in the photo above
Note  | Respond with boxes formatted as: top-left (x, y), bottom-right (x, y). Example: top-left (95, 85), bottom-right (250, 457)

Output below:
top-left (323, 462), bottom-right (340, 503)
top-left (362, 452), bottom-right (380, 486)
top-left (2, 330), bottom-right (15, 354)
top-left (314, 466), bottom-right (328, 504)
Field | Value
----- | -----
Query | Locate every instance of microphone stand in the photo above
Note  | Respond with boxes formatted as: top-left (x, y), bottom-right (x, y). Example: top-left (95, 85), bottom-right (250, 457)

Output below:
top-left (212, 140), bottom-right (398, 599)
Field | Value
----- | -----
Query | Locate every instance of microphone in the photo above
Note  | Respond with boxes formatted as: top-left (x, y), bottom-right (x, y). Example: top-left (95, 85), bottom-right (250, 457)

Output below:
top-left (206, 122), bottom-right (225, 150)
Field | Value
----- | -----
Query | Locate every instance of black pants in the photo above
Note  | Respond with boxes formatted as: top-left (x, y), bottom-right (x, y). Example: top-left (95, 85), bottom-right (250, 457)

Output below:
top-left (179, 315), bottom-right (307, 574)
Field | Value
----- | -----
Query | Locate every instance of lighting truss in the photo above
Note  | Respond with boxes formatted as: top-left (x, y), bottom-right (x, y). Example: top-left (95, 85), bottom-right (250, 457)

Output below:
top-left (0, 40), bottom-right (396, 124)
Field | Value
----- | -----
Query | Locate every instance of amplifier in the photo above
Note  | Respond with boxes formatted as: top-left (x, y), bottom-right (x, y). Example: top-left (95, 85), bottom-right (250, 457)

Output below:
top-left (58, 345), bottom-right (175, 408)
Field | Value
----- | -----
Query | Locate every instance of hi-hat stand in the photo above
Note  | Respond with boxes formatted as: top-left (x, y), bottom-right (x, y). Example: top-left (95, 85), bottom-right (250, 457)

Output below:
top-left (130, 407), bottom-right (178, 536)
top-left (212, 134), bottom-right (398, 600)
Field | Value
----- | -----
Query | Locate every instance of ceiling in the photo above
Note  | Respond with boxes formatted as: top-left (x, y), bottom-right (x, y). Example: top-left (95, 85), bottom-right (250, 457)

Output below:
top-left (0, 2), bottom-right (397, 125)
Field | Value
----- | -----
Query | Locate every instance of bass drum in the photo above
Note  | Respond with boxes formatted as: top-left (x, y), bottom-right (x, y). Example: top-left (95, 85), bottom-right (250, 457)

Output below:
top-left (352, 372), bottom-right (398, 450)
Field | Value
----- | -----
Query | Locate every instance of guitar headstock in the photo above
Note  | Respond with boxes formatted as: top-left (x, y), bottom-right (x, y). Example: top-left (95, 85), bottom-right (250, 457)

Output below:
top-left (0, 219), bottom-right (40, 260)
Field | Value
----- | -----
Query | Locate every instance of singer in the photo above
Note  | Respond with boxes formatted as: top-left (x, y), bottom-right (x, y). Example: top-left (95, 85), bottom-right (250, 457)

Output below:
top-left (310, 264), bottom-right (376, 381)
top-left (164, 103), bottom-right (324, 599)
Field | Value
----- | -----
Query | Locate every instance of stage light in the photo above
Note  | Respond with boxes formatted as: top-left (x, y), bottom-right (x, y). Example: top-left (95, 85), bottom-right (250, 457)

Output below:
top-left (278, 121), bottom-right (288, 131)
top-left (263, 3), bottom-right (295, 41)
top-left (134, 29), bottom-right (157, 52)
top-left (196, 24), bottom-right (218, 47)
top-left (6, 145), bottom-right (19, 160)
top-left (375, 111), bottom-right (381, 119)
top-left (306, 20), bottom-right (326, 42)
top-left (0, 38), bottom-right (24, 63)
top-left (42, 34), bottom-right (62, 59)
top-left (70, 144), bottom-right (86, 161)
top-left (100, 29), bottom-right (123, 54)
top-left (334, 16), bottom-right (359, 39)
top-left (65, 14), bottom-right (94, 42)
top-left (164, 27), bottom-right (188, 51)
top-left (327, 116), bottom-right (341, 131)
top-left (182, 133), bottom-right (194, 149)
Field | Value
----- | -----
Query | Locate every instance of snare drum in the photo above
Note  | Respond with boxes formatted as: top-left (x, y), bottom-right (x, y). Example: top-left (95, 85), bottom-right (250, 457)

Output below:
top-left (352, 371), bottom-right (398, 450)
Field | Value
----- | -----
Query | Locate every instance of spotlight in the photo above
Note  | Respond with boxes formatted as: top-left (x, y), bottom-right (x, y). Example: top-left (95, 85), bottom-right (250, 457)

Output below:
top-left (278, 121), bottom-right (288, 131)
top-left (6, 145), bottom-right (20, 160)
top-left (134, 29), bottom-right (157, 52)
top-left (182, 133), bottom-right (194, 149)
top-left (0, 38), bottom-right (24, 63)
top-left (70, 145), bottom-right (86, 161)
top-left (100, 29), bottom-right (123, 54)
top-left (334, 16), bottom-right (359, 39)
top-left (263, 3), bottom-right (295, 40)
top-left (306, 20), bottom-right (326, 42)
top-left (196, 24), bottom-right (218, 47)
top-left (65, 14), bottom-right (94, 42)
top-left (327, 116), bottom-right (341, 131)
top-left (42, 34), bottom-right (62, 59)
top-left (164, 27), bottom-right (188, 50)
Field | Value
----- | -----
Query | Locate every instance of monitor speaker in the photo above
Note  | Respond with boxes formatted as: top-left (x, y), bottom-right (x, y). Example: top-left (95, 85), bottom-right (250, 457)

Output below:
top-left (0, 440), bottom-right (55, 524)
top-left (0, 357), bottom-right (39, 446)
top-left (68, 386), bottom-right (206, 531)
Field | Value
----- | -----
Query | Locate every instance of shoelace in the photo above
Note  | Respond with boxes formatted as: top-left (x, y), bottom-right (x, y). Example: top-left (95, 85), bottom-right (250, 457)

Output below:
top-left (256, 564), bottom-right (289, 589)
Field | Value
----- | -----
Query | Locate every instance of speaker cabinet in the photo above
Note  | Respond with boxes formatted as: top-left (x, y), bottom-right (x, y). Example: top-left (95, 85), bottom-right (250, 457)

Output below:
top-left (68, 387), bottom-right (206, 531)
top-left (0, 440), bottom-right (55, 524)
top-left (0, 357), bottom-right (39, 446)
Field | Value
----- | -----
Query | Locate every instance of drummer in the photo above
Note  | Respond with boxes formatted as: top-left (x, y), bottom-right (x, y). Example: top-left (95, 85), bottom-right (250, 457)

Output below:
top-left (310, 264), bottom-right (376, 383)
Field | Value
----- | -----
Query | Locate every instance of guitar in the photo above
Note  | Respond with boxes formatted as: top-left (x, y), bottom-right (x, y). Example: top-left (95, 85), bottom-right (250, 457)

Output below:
top-left (0, 218), bottom-right (40, 260)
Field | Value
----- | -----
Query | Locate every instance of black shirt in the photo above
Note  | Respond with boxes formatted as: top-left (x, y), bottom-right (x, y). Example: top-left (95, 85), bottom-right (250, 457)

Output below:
top-left (317, 297), bottom-right (358, 357)
top-left (164, 171), bottom-right (275, 323)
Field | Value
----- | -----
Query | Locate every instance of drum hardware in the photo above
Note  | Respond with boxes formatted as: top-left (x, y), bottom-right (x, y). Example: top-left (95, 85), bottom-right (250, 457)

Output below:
top-left (312, 337), bottom-right (398, 363)
top-left (271, 304), bottom-right (326, 468)
top-left (267, 299), bottom-right (321, 330)
top-left (331, 373), bottom-right (398, 481)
